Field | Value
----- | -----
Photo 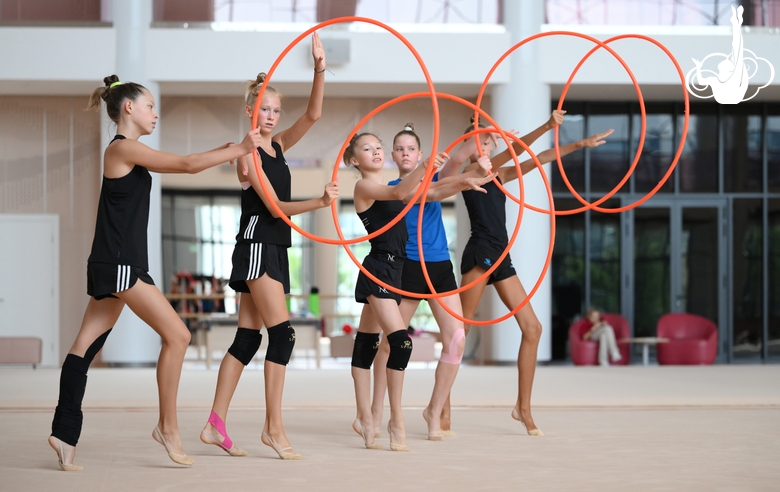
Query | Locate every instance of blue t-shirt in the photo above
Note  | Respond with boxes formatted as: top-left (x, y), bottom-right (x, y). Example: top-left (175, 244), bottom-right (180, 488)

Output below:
top-left (388, 172), bottom-right (450, 262)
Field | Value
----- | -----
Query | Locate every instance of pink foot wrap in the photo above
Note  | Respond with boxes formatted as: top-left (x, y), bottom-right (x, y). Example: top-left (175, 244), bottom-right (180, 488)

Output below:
top-left (208, 411), bottom-right (233, 450)
top-left (439, 329), bottom-right (465, 364)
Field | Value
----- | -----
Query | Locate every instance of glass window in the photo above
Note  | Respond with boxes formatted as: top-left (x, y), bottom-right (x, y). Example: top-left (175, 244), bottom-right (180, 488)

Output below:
top-left (633, 111), bottom-right (675, 194)
top-left (769, 199), bottom-right (780, 358)
top-left (724, 111), bottom-right (763, 192)
top-left (589, 109), bottom-right (631, 194)
top-left (678, 108), bottom-right (718, 193)
top-left (551, 111), bottom-right (585, 194)
top-left (590, 202), bottom-right (621, 314)
top-left (634, 207), bottom-right (670, 338)
top-left (732, 199), bottom-right (763, 360)
top-left (551, 199), bottom-right (585, 360)
top-left (768, 116), bottom-right (780, 192)
top-left (336, 202), bottom-right (373, 331)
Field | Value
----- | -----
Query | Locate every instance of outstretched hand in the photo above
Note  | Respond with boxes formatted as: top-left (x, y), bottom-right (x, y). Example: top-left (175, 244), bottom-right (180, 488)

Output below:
top-left (321, 180), bottom-right (339, 207)
top-left (312, 31), bottom-right (326, 71)
top-left (465, 172), bottom-right (498, 193)
top-left (426, 152), bottom-right (449, 170)
top-left (476, 155), bottom-right (492, 176)
top-left (580, 128), bottom-right (614, 149)
top-left (547, 109), bottom-right (566, 129)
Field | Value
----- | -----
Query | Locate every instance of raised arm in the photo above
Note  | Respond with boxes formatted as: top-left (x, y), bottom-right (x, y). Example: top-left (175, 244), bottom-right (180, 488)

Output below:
top-left (238, 153), bottom-right (338, 217)
top-left (106, 128), bottom-right (262, 177)
top-left (407, 155), bottom-right (493, 202)
top-left (487, 110), bottom-right (565, 172)
top-left (275, 32), bottom-right (326, 152)
top-left (355, 155), bottom-right (443, 206)
top-left (497, 128), bottom-right (614, 184)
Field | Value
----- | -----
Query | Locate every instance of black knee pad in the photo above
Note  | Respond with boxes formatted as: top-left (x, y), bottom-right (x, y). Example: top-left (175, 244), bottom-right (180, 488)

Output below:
top-left (351, 332), bottom-right (380, 369)
top-left (228, 327), bottom-right (263, 365)
top-left (386, 330), bottom-right (413, 371)
top-left (265, 321), bottom-right (295, 366)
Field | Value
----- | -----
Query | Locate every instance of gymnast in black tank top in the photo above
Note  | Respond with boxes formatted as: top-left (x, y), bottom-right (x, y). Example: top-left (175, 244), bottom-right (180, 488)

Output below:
top-left (89, 135), bottom-right (152, 270)
top-left (50, 76), bottom-right (263, 471)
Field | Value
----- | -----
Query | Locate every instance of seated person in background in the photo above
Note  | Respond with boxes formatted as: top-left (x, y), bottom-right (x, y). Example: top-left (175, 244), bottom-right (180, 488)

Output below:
top-left (583, 308), bottom-right (622, 366)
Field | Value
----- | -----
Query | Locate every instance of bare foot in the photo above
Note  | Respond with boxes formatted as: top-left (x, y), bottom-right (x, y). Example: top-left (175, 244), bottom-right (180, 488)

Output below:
top-left (352, 418), bottom-right (382, 449)
top-left (511, 406), bottom-right (544, 436)
top-left (48, 435), bottom-right (82, 471)
top-left (387, 419), bottom-right (409, 451)
top-left (261, 426), bottom-right (302, 460)
top-left (422, 407), bottom-right (444, 441)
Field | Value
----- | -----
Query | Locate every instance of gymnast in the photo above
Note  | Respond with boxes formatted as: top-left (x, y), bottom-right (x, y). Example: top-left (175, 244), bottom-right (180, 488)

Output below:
top-left (369, 122), bottom-right (495, 440)
top-left (48, 75), bottom-right (262, 470)
top-left (200, 32), bottom-right (337, 460)
top-left (442, 112), bottom-right (612, 436)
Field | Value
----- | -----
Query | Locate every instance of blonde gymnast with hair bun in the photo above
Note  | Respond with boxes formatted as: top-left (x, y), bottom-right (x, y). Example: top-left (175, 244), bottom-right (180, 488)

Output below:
top-left (201, 32), bottom-right (337, 460)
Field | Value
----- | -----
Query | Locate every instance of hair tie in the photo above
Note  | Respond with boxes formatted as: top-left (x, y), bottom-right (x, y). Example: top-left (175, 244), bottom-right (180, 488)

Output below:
top-left (109, 81), bottom-right (123, 89)
top-left (403, 126), bottom-right (413, 131)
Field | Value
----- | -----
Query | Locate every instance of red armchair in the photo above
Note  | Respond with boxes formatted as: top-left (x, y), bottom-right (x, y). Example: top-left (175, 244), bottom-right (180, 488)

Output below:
top-left (569, 313), bottom-right (631, 365)
top-left (656, 313), bottom-right (718, 365)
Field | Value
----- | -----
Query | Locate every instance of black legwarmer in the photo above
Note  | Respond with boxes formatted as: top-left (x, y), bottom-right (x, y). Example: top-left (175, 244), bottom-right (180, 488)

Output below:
top-left (350, 332), bottom-right (380, 369)
top-left (227, 327), bottom-right (263, 365)
top-left (386, 330), bottom-right (413, 371)
top-left (51, 329), bottom-right (112, 446)
top-left (265, 321), bottom-right (295, 366)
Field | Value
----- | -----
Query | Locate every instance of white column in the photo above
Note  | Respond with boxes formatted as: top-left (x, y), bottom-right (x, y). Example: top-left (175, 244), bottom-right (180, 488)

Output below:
top-left (476, 0), bottom-right (552, 362)
top-left (101, 0), bottom-right (163, 366)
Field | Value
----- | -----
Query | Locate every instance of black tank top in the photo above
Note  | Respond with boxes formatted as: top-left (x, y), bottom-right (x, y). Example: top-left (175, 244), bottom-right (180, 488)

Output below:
top-left (236, 141), bottom-right (291, 246)
top-left (87, 135), bottom-right (152, 269)
top-left (462, 176), bottom-right (508, 247)
top-left (357, 199), bottom-right (408, 260)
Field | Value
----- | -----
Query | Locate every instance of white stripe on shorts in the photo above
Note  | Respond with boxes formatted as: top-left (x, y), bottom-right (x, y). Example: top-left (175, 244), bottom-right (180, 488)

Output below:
top-left (116, 264), bottom-right (130, 292)
top-left (248, 243), bottom-right (262, 280)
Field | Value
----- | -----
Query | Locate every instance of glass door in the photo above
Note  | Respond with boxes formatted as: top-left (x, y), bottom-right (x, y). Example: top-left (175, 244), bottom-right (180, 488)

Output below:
top-left (624, 199), bottom-right (727, 358)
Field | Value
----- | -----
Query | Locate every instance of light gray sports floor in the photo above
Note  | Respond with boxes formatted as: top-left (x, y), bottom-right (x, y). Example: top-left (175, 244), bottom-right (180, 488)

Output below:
top-left (2, 363), bottom-right (779, 491)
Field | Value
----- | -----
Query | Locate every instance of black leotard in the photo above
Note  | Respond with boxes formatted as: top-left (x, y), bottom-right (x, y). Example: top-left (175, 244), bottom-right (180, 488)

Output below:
top-left (87, 135), bottom-right (152, 270)
top-left (462, 176), bottom-right (508, 247)
top-left (236, 141), bottom-right (291, 246)
top-left (357, 199), bottom-right (408, 260)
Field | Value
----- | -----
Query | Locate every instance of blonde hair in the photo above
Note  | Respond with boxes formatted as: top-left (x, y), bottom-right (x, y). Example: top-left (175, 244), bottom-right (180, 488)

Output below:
top-left (245, 72), bottom-right (281, 106)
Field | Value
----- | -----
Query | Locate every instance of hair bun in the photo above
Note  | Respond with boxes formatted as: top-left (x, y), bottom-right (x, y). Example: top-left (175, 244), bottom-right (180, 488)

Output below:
top-left (402, 122), bottom-right (414, 132)
top-left (469, 115), bottom-right (476, 124)
top-left (256, 73), bottom-right (266, 84)
top-left (103, 75), bottom-right (119, 88)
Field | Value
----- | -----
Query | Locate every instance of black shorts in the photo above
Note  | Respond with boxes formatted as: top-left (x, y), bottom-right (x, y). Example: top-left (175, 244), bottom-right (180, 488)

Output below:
top-left (229, 242), bottom-right (290, 294)
top-left (355, 254), bottom-right (404, 305)
top-left (87, 262), bottom-right (155, 300)
top-left (401, 259), bottom-right (458, 298)
top-left (460, 240), bottom-right (516, 285)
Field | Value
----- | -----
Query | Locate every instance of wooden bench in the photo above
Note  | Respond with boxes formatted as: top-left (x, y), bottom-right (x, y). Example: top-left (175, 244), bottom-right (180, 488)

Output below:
top-left (0, 337), bottom-right (42, 368)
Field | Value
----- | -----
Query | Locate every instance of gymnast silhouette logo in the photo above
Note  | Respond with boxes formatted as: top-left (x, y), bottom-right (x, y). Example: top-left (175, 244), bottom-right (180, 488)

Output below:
top-left (685, 5), bottom-right (774, 104)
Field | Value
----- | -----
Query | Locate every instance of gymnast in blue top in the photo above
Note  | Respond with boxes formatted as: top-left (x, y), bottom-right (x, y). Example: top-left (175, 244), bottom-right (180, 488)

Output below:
top-left (370, 122), bottom-right (494, 441)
